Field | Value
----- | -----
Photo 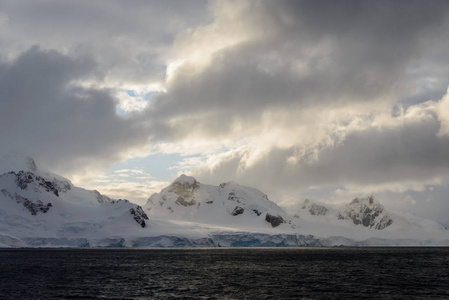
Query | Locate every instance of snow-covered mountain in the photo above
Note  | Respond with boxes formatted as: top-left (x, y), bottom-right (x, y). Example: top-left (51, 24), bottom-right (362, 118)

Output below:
top-left (295, 196), bottom-right (393, 230)
top-left (0, 154), bottom-right (447, 248)
top-left (0, 155), bottom-right (149, 247)
top-left (337, 196), bottom-right (393, 230)
top-left (144, 174), bottom-right (294, 230)
top-left (292, 196), bottom-right (447, 234)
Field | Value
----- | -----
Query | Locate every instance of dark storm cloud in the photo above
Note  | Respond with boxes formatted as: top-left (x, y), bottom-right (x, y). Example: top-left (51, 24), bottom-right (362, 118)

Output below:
top-left (0, 0), bottom-right (210, 84)
top-left (0, 46), bottom-right (147, 173)
top-left (147, 0), bottom-right (449, 138)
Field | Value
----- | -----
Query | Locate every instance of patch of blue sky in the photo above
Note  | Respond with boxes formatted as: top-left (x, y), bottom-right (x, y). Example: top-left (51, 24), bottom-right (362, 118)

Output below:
top-left (126, 89), bottom-right (155, 100)
top-left (115, 106), bottom-right (128, 116)
top-left (395, 88), bottom-right (445, 111)
top-left (108, 153), bottom-right (198, 181)
top-left (126, 90), bottom-right (137, 97)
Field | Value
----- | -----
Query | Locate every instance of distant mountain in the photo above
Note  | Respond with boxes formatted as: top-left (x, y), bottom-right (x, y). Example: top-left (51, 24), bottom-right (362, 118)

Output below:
top-left (337, 196), bottom-right (393, 230)
top-left (293, 196), bottom-right (446, 233)
top-left (144, 174), bottom-right (294, 230)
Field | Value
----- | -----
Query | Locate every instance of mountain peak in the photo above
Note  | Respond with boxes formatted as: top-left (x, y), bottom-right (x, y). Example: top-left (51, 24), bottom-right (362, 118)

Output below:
top-left (339, 195), bottom-right (393, 230)
top-left (349, 195), bottom-right (376, 206)
top-left (172, 174), bottom-right (198, 186)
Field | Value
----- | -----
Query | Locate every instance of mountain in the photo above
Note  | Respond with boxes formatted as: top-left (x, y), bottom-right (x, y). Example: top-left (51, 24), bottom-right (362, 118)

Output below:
top-left (144, 174), bottom-right (294, 230)
top-left (292, 196), bottom-right (447, 236)
top-left (1, 154), bottom-right (447, 248)
top-left (337, 196), bottom-right (393, 230)
top-left (0, 155), bottom-right (149, 247)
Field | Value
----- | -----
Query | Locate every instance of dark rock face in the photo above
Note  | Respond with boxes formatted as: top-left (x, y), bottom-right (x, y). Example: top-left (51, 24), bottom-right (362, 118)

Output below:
top-left (15, 194), bottom-right (52, 215)
top-left (231, 206), bottom-right (244, 216)
top-left (338, 196), bottom-right (393, 230)
top-left (129, 205), bottom-right (149, 228)
top-left (2, 180), bottom-right (53, 216)
top-left (14, 171), bottom-right (60, 197)
top-left (265, 213), bottom-right (285, 228)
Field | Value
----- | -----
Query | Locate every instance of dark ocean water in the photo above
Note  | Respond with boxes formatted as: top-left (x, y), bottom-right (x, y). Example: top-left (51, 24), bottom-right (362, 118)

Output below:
top-left (0, 247), bottom-right (448, 299)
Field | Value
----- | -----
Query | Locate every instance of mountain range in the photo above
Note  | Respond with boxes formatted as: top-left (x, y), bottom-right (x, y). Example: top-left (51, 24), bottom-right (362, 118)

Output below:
top-left (0, 154), bottom-right (447, 247)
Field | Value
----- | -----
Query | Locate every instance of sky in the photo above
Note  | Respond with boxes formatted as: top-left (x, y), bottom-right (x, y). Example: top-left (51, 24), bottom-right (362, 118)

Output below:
top-left (1, 0), bottom-right (449, 226)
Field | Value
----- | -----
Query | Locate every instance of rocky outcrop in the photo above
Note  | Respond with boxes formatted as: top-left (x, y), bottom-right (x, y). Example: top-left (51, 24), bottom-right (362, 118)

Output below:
top-left (231, 206), bottom-right (245, 216)
top-left (300, 199), bottom-right (330, 216)
top-left (167, 175), bottom-right (199, 198)
top-left (1, 188), bottom-right (52, 215)
top-left (265, 213), bottom-right (285, 228)
top-left (14, 171), bottom-right (60, 197)
top-left (338, 196), bottom-right (393, 230)
top-left (127, 202), bottom-right (149, 228)
top-left (294, 199), bottom-right (331, 218)
top-left (15, 194), bottom-right (52, 215)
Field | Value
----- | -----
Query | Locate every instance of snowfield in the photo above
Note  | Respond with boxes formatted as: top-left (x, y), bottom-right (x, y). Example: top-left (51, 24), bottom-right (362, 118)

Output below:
top-left (0, 154), bottom-right (447, 248)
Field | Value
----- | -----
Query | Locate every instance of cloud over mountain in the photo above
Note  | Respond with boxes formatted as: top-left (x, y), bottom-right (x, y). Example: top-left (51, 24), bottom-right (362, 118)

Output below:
top-left (1, 0), bottom-right (449, 225)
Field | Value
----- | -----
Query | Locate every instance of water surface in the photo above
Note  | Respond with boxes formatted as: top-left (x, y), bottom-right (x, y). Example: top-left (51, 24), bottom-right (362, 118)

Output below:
top-left (0, 247), bottom-right (448, 299)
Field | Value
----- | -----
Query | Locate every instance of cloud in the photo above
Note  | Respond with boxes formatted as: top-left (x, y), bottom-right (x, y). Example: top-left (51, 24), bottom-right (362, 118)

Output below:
top-left (0, 46), bottom-right (149, 177)
top-left (1, 1), bottom-right (449, 224)
top-left (83, 168), bottom-right (168, 205)
top-left (145, 0), bottom-right (449, 140)
top-left (0, 0), bottom-right (210, 86)
top-left (437, 88), bottom-right (449, 136)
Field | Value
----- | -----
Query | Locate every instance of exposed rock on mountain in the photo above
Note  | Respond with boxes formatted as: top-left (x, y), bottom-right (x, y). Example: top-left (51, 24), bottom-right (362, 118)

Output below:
top-left (265, 213), bottom-right (285, 228)
top-left (294, 197), bottom-right (394, 230)
top-left (298, 199), bottom-right (330, 217)
top-left (127, 201), bottom-right (149, 228)
top-left (15, 171), bottom-right (60, 197)
top-left (338, 196), bottom-right (393, 230)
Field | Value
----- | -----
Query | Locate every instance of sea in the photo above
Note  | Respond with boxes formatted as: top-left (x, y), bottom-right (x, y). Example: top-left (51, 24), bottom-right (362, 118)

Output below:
top-left (0, 247), bottom-right (448, 299)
